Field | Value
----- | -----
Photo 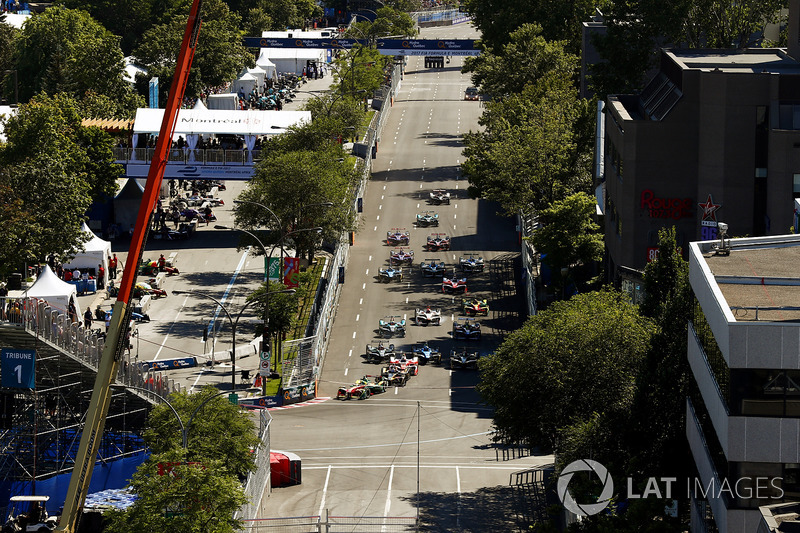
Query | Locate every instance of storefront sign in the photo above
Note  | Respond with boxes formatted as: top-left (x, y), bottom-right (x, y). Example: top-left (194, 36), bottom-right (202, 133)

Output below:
top-left (640, 190), bottom-right (693, 219)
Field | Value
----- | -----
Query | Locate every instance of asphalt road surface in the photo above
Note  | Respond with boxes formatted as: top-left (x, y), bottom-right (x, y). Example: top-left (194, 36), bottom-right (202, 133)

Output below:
top-left (263, 23), bottom-right (554, 531)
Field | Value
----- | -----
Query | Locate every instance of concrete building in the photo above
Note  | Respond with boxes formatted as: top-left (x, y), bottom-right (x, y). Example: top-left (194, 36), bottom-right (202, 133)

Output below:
top-left (688, 234), bottom-right (800, 532)
top-left (602, 3), bottom-right (800, 292)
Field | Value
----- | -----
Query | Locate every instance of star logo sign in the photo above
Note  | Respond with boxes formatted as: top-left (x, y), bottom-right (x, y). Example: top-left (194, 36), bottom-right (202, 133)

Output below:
top-left (698, 194), bottom-right (721, 222)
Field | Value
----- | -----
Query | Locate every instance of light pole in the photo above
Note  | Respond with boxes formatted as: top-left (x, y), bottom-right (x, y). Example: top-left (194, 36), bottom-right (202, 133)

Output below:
top-left (172, 290), bottom-right (256, 394)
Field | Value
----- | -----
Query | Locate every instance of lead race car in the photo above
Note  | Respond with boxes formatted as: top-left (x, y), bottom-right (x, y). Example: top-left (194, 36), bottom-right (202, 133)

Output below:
top-left (426, 233), bottom-right (451, 252)
top-left (386, 228), bottom-right (410, 246)
top-left (420, 258), bottom-right (447, 278)
top-left (415, 306), bottom-right (442, 326)
top-left (337, 376), bottom-right (388, 400)
top-left (379, 316), bottom-right (406, 338)
top-left (390, 248), bottom-right (415, 265)
top-left (450, 348), bottom-right (480, 370)
top-left (453, 317), bottom-right (481, 340)
top-left (459, 254), bottom-right (485, 274)
top-left (416, 211), bottom-right (439, 227)
top-left (429, 189), bottom-right (451, 205)
top-left (442, 276), bottom-right (468, 294)
top-left (378, 264), bottom-right (403, 282)
top-left (365, 342), bottom-right (395, 364)
top-left (389, 353), bottom-right (420, 376)
top-left (412, 342), bottom-right (442, 365)
top-left (462, 298), bottom-right (489, 316)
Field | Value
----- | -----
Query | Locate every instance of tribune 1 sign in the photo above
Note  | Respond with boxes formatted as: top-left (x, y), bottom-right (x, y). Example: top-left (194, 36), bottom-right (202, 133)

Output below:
top-left (1, 348), bottom-right (36, 389)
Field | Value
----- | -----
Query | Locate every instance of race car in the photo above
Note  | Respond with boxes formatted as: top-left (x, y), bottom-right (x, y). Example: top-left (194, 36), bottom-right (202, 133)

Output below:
top-left (379, 316), bottom-right (406, 338)
top-left (386, 228), bottom-right (410, 246)
top-left (365, 342), bottom-right (395, 364)
top-left (452, 317), bottom-right (481, 340)
top-left (459, 254), bottom-right (485, 273)
top-left (337, 376), bottom-right (388, 400)
top-left (416, 211), bottom-right (439, 227)
top-left (134, 282), bottom-right (167, 298)
top-left (420, 259), bottom-right (447, 278)
top-left (381, 364), bottom-right (410, 386)
top-left (462, 298), bottom-right (489, 317)
top-left (412, 342), bottom-right (442, 365)
top-left (429, 189), bottom-right (451, 205)
top-left (450, 348), bottom-right (480, 370)
top-left (442, 276), bottom-right (468, 294)
top-left (390, 248), bottom-right (415, 265)
top-left (378, 264), bottom-right (403, 282)
top-left (389, 353), bottom-right (420, 376)
top-left (415, 306), bottom-right (442, 326)
top-left (426, 233), bottom-right (451, 251)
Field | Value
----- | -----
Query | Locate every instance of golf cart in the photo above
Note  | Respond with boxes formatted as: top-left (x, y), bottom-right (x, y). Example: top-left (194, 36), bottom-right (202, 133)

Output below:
top-left (3, 495), bottom-right (57, 532)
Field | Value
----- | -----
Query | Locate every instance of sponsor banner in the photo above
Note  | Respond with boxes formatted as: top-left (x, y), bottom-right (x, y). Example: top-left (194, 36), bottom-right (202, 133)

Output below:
top-left (239, 396), bottom-right (282, 408)
top-left (284, 257), bottom-right (300, 288)
top-left (1, 348), bottom-right (35, 389)
top-left (126, 164), bottom-right (255, 180)
top-left (240, 37), bottom-right (481, 56)
top-left (380, 38), bottom-right (478, 52)
top-left (282, 382), bottom-right (316, 405)
top-left (141, 357), bottom-right (197, 371)
top-left (243, 37), bottom-right (366, 49)
top-left (268, 256), bottom-right (281, 281)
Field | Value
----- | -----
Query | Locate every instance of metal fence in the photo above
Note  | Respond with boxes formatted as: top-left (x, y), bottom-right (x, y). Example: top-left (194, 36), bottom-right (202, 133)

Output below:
top-left (242, 515), bottom-right (418, 533)
top-left (114, 147), bottom-right (263, 165)
top-left (236, 409), bottom-right (272, 523)
top-left (1, 297), bottom-right (179, 396)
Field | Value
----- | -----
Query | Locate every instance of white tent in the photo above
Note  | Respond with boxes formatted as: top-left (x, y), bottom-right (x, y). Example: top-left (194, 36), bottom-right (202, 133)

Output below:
top-left (62, 223), bottom-right (112, 288)
top-left (257, 48), bottom-right (325, 75)
top-left (241, 66), bottom-right (267, 88)
top-left (193, 98), bottom-right (207, 111)
top-left (26, 265), bottom-right (81, 320)
top-left (234, 72), bottom-right (258, 97)
top-left (255, 53), bottom-right (277, 79)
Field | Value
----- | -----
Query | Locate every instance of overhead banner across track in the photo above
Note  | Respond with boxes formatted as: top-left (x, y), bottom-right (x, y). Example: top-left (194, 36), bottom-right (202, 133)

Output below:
top-left (242, 37), bottom-right (480, 56)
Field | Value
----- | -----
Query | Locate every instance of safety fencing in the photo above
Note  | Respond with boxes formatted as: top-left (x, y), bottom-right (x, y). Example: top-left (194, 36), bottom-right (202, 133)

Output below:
top-left (0, 297), bottom-right (179, 398)
top-left (236, 409), bottom-right (272, 524)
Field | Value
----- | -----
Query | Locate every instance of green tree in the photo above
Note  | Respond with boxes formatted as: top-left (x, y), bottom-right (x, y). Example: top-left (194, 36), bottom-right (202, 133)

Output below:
top-left (477, 290), bottom-right (656, 450)
top-left (301, 93), bottom-right (367, 142)
top-left (247, 280), bottom-right (299, 364)
top-left (133, 0), bottom-right (252, 99)
top-left (347, 6), bottom-right (418, 42)
top-left (628, 226), bottom-right (692, 479)
top-left (235, 146), bottom-right (358, 260)
top-left (143, 387), bottom-right (260, 478)
top-left (330, 45), bottom-right (391, 97)
top-left (0, 14), bottom-right (17, 103)
top-left (463, 23), bottom-right (578, 100)
top-left (530, 192), bottom-right (603, 295)
top-left (103, 451), bottom-right (247, 533)
top-left (13, 6), bottom-right (131, 103)
top-left (57, 0), bottom-right (163, 54)
top-left (462, 75), bottom-right (592, 214)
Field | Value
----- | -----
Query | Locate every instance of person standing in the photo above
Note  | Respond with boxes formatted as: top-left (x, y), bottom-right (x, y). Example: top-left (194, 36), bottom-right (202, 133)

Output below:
top-left (83, 308), bottom-right (93, 329)
top-left (109, 254), bottom-right (118, 279)
top-left (97, 264), bottom-right (105, 289)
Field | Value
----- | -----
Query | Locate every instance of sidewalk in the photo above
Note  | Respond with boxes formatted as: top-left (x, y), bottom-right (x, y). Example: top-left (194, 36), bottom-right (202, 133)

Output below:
top-left (281, 71), bottom-right (335, 111)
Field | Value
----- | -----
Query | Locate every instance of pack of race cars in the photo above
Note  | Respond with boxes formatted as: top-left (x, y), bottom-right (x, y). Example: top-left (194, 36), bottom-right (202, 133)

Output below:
top-left (339, 189), bottom-right (492, 400)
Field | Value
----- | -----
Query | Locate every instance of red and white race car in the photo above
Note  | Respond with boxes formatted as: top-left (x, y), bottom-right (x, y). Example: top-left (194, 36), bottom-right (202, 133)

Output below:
top-left (442, 276), bottom-right (468, 294)
top-left (426, 233), bottom-right (451, 251)
top-left (415, 306), bottom-right (442, 326)
top-left (390, 248), bottom-right (415, 265)
top-left (388, 354), bottom-right (420, 376)
top-left (386, 228), bottom-right (410, 246)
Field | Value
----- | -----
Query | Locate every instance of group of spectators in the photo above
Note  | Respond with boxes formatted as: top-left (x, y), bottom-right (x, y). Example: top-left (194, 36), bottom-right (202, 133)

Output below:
top-left (2, 1), bottom-right (28, 13)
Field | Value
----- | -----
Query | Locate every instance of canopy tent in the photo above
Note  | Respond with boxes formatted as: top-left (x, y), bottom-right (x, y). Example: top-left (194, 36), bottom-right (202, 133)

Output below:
top-left (132, 108), bottom-right (311, 135)
top-left (233, 72), bottom-right (258, 97)
top-left (254, 53), bottom-right (278, 79)
top-left (62, 223), bottom-right (111, 288)
top-left (193, 98), bottom-right (207, 111)
top-left (240, 66), bottom-right (268, 88)
top-left (257, 48), bottom-right (325, 75)
top-left (206, 94), bottom-right (239, 110)
top-left (26, 265), bottom-right (81, 320)
top-left (113, 178), bottom-right (144, 233)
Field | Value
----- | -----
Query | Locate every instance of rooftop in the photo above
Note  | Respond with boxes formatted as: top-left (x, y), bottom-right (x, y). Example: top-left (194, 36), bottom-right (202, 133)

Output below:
top-left (665, 48), bottom-right (800, 74)
top-left (698, 235), bottom-right (800, 322)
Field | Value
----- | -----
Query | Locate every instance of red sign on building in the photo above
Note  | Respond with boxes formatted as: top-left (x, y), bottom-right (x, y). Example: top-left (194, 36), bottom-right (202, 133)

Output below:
top-left (640, 189), bottom-right (693, 219)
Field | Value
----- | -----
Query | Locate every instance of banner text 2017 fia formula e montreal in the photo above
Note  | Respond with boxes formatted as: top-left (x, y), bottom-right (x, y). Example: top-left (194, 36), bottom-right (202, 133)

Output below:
top-left (242, 37), bottom-right (480, 56)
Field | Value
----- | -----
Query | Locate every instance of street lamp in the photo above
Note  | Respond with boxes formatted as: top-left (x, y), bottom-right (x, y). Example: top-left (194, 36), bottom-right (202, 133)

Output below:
top-left (172, 290), bottom-right (256, 393)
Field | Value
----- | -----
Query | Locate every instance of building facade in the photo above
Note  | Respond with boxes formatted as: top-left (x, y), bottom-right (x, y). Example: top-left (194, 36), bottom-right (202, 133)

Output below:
top-left (688, 234), bottom-right (800, 532)
top-left (602, 46), bottom-right (800, 286)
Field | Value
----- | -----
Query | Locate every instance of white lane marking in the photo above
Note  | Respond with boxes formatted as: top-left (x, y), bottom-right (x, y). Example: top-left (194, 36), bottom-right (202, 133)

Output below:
top-left (454, 214), bottom-right (457, 219)
top-left (318, 465), bottom-right (332, 518)
top-left (352, 331), bottom-right (357, 339)
top-left (456, 466), bottom-right (462, 528)
top-left (356, 314), bottom-right (360, 322)
top-left (395, 387), bottom-right (399, 395)
top-left (377, 215), bottom-right (380, 221)
top-left (362, 283), bottom-right (366, 290)
top-left (359, 298), bottom-right (363, 305)
top-left (406, 297), bottom-right (409, 303)
top-left (379, 205), bottom-right (382, 210)
top-left (381, 195), bottom-right (384, 200)
top-left (365, 269), bottom-right (369, 276)
top-left (417, 203), bottom-right (420, 208)
top-left (383, 185), bottom-right (387, 190)
top-left (369, 255), bottom-right (373, 261)
top-left (348, 349), bottom-right (353, 358)
top-left (454, 204), bottom-right (458, 208)
top-left (344, 368), bottom-right (349, 376)
top-left (374, 226), bottom-right (377, 231)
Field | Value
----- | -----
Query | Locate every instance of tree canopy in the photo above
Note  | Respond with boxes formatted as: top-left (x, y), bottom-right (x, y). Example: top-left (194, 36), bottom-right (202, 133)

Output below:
top-left (477, 290), bottom-right (655, 450)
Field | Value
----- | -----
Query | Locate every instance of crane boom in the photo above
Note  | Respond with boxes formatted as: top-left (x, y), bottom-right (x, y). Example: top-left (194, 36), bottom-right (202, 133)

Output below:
top-left (55, 1), bottom-right (203, 530)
